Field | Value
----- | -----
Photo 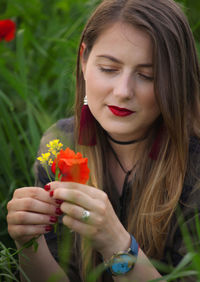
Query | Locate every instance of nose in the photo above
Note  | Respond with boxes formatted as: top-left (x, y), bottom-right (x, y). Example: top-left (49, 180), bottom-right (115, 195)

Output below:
top-left (113, 72), bottom-right (134, 99)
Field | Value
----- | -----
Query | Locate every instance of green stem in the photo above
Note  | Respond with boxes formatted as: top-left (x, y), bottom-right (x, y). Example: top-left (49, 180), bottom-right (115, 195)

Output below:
top-left (14, 236), bottom-right (40, 256)
top-left (53, 165), bottom-right (60, 233)
top-left (45, 165), bottom-right (52, 182)
top-left (55, 166), bottom-right (59, 181)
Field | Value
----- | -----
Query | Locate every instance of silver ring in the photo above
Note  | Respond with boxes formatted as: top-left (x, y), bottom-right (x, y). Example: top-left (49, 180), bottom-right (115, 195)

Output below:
top-left (81, 210), bottom-right (90, 222)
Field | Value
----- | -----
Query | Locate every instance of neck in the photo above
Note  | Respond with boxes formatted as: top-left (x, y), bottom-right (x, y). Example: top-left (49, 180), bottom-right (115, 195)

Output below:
top-left (106, 132), bottom-right (147, 145)
top-left (107, 135), bottom-right (146, 172)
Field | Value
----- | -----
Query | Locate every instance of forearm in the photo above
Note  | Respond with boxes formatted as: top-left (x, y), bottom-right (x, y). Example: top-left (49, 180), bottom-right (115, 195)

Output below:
top-left (101, 230), bottom-right (164, 282)
top-left (113, 248), bottom-right (165, 282)
top-left (16, 236), bottom-right (69, 282)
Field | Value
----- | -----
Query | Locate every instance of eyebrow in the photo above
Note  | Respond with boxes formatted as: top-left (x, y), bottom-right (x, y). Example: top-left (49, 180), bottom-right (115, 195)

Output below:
top-left (96, 54), bottom-right (153, 68)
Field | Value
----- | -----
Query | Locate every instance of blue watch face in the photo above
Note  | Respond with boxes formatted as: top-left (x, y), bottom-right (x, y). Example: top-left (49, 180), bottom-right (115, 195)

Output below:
top-left (111, 254), bottom-right (134, 275)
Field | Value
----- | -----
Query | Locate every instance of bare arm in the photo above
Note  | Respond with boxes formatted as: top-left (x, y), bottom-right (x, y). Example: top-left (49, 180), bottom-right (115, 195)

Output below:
top-left (106, 248), bottom-right (164, 282)
top-left (100, 228), bottom-right (164, 282)
top-left (16, 236), bottom-right (69, 282)
top-left (7, 187), bottom-right (70, 282)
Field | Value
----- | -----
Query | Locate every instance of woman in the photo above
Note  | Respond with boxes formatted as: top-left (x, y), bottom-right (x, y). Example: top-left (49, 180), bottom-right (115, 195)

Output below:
top-left (7, 0), bottom-right (200, 281)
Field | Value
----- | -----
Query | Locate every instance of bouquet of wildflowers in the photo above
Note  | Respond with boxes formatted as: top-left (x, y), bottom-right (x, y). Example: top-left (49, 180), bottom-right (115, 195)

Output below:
top-left (37, 139), bottom-right (90, 183)
top-left (26, 139), bottom-right (90, 251)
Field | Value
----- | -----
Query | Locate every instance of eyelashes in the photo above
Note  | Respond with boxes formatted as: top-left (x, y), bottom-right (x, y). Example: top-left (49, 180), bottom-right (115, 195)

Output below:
top-left (98, 66), bottom-right (118, 73)
top-left (98, 66), bottom-right (154, 81)
top-left (137, 73), bottom-right (154, 81)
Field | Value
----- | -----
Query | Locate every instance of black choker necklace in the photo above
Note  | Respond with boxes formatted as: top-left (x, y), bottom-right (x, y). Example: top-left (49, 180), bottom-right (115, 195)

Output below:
top-left (106, 133), bottom-right (147, 145)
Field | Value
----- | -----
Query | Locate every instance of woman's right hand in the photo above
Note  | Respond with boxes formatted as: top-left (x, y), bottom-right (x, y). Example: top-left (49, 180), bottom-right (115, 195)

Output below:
top-left (7, 187), bottom-right (60, 247)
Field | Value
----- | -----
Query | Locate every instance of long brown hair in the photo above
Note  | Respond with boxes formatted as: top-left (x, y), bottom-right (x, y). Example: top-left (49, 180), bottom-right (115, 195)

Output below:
top-left (74, 0), bottom-right (200, 277)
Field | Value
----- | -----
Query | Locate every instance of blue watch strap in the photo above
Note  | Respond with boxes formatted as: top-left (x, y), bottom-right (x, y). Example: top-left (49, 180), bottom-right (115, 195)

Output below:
top-left (129, 234), bottom-right (139, 256)
top-left (105, 233), bottom-right (139, 276)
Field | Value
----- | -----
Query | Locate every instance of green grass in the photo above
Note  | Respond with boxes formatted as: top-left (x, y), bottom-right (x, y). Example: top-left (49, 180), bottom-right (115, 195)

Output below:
top-left (0, 0), bottom-right (99, 246)
top-left (0, 0), bottom-right (200, 280)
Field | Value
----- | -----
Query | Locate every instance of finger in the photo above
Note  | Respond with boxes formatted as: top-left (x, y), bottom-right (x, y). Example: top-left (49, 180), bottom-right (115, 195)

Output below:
top-left (53, 188), bottom-right (100, 211)
top-left (48, 181), bottom-right (103, 199)
top-left (7, 198), bottom-right (57, 216)
top-left (61, 202), bottom-right (104, 228)
top-left (8, 224), bottom-right (53, 240)
top-left (60, 202), bottom-right (92, 223)
top-left (13, 187), bottom-right (56, 204)
top-left (7, 211), bottom-right (58, 225)
top-left (62, 214), bottom-right (97, 237)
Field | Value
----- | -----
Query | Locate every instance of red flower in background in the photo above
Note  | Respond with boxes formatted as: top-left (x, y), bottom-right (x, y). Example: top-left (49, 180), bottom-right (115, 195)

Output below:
top-left (51, 148), bottom-right (90, 184)
top-left (0, 20), bottom-right (16, 42)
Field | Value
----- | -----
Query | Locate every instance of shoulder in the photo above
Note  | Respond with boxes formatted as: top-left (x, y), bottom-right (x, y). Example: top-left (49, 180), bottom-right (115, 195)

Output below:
top-left (42, 116), bottom-right (74, 139)
top-left (163, 137), bottom-right (200, 267)
top-left (188, 135), bottom-right (200, 158)
top-left (182, 136), bottom-right (200, 193)
top-left (34, 117), bottom-right (75, 187)
top-left (39, 117), bottom-right (75, 153)
top-left (181, 135), bottom-right (200, 206)
top-left (178, 136), bottom-right (200, 220)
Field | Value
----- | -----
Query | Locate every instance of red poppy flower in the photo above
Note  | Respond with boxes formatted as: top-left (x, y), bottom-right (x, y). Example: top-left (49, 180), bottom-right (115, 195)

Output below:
top-left (0, 20), bottom-right (16, 42)
top-left (51, 148), bottom-right (90, 184)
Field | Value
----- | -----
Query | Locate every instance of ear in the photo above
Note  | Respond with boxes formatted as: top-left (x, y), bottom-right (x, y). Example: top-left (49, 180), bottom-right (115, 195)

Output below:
top-left (80, 42), bottom-right (87, 76)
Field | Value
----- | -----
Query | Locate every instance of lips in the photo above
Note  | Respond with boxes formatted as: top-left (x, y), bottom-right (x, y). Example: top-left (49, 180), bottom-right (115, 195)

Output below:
top-left (108, 105), bottom-right (134, 117)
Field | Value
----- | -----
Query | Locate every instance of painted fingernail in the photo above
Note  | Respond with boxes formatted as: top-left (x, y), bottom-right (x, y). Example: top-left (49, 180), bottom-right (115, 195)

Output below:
top-left (50, 190), bottom-right (54, 197)
top-left (44, 184), bottom-right (50, 191)
top-left (55, 199), bottom-right (64, 205)
top-left (50, 216), bottom-right (58, 223)
top-left (55, 207), bottom-right (63, 215)
top-left (45, 225), bottom-right (53, 232)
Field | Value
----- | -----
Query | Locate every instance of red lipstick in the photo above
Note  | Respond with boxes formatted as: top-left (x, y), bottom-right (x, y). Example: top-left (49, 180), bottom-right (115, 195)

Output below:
top-left (108, 106), bottom-right (134, 117)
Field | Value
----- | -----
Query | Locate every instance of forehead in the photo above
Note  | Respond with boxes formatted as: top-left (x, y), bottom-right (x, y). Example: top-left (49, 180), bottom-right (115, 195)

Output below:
top-left (89, 22), bottom-right (153, 63)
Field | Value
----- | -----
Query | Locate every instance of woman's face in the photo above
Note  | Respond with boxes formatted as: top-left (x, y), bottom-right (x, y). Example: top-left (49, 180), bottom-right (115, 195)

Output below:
top-left (81, 22), bottom-right (160, 141)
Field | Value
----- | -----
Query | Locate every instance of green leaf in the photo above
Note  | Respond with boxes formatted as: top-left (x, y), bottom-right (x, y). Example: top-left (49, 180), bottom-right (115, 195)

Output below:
top-left (16, 29), bottom-right (28, 100)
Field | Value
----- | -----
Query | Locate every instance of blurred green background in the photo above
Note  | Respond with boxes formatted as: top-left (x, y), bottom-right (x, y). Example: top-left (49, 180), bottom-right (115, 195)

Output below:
top-left (0, 0), bottom-right (199, 250)
top-left (0, 0), bottom-right (100, 248)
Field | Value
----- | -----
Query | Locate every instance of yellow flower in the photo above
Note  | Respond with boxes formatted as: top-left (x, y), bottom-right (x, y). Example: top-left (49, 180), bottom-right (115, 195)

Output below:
top-left (37, 152), bottom-right (51, 165)
top-left (46, 139), bottom-right (63, 156)
top-left (48, 158), bottom-right (53, 166)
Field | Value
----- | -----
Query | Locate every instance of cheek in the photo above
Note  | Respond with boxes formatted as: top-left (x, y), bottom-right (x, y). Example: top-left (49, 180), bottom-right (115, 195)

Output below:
top-left (138, 88), bottom-right (160, 117)
top-left (85, 68), bottom-right (99, 93)
top-left (85, 69), bottom-right (108, 103)
top-left (84, 73), bottom-right (102, 117)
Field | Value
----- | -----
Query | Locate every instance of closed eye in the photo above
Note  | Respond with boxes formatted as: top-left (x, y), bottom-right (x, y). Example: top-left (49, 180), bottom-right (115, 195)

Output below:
top-left (98, 66), bottom-right (118, 73)
top-left (138, 73), bottom-right (154, 81)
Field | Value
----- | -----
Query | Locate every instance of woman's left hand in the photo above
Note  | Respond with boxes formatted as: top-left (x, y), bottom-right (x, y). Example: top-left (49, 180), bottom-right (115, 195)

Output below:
top-left (48, 181), bottom-right (131, 259)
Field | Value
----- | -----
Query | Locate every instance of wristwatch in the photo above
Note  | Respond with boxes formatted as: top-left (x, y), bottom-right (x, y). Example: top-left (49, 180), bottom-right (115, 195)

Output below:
top-left (104, 234), bottom-right (139, 276)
